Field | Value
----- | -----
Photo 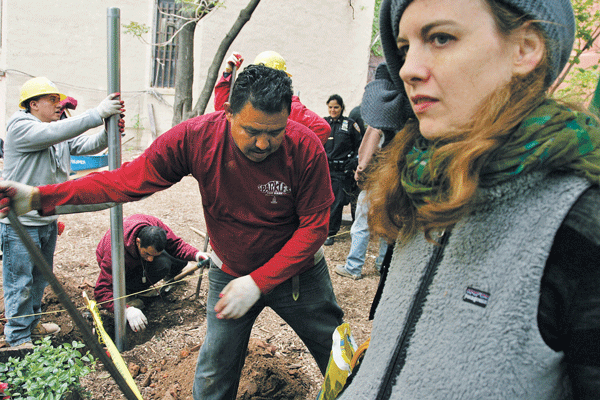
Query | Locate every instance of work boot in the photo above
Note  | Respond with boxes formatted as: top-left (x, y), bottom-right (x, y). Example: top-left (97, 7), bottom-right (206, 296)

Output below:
top-left (335, 265), bottom-right (361, 280)
top-left (126, 297), bottom-right (145, 310)
top-left (31, 321), bottom-right (60, 338)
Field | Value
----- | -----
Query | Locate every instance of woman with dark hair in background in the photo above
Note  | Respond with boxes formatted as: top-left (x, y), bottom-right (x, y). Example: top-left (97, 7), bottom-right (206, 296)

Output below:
top-left (323, 94), bottom-right (361, 246)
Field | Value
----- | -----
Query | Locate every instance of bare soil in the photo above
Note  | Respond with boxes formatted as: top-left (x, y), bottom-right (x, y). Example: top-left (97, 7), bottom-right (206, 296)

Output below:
top-left (0, 150), bottom-right (381, 399)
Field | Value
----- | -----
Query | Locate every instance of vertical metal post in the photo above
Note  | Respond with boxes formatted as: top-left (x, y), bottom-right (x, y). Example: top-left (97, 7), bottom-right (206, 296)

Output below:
top-left (107, 7), bottom-right (126, 351)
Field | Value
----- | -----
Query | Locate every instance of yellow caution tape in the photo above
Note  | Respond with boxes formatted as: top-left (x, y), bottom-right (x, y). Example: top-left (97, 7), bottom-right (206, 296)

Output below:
top-left (85, 295), bottom-right (144, 400)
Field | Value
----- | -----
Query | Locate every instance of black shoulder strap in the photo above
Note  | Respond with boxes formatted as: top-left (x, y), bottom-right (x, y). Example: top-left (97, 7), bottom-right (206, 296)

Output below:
top-left (369, 243), bottom-right (395, 320)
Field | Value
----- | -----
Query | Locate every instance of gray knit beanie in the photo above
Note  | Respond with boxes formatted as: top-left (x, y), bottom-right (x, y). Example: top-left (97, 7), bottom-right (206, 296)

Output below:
top-left (361, 0), bottom-right (575, 131)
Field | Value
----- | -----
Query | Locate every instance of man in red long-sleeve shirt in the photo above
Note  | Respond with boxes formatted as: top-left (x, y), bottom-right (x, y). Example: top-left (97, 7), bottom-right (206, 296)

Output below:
top-left (0, 65), bottom-right (343, 400)
top-left (214, 51), bottom-right (331, 146)
top-left (95, 214), bottom-right (204, 332)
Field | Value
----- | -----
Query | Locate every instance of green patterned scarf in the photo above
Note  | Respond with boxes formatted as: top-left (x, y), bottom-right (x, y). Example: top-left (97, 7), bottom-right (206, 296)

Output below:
top-left (402, 100), bottom-right (600, 206)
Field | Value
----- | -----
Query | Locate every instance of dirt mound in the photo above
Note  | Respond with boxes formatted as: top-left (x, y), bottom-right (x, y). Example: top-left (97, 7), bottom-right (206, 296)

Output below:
top-left (135, 338), bottom-right (310, 400)
top-left (237, 339), bottom-right (310, 400)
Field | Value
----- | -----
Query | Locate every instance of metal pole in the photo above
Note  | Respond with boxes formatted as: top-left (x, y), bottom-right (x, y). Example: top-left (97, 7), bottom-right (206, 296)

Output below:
top-left (6, 211), bottom-right (139, 400)
top-left (107, 7), bottom-right (127, 351)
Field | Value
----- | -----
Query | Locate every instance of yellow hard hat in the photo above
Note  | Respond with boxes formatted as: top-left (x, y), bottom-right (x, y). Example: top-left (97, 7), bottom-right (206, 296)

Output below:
top-left (253, 51), bottom-right (292, 77)
top-left (19, 77), bottom-right (66, 109)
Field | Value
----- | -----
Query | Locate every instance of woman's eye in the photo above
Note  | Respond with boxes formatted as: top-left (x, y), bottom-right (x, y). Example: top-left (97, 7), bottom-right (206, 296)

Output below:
top-left (431, 33), bottom-right (453, 46)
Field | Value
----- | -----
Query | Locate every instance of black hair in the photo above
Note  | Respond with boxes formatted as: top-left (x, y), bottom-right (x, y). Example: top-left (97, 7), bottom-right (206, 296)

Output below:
top-left (229, 64), bottom-right (293, 115)
top-left (22, 95), bottom-right (43, 113)
top-left (327, 94), bottom-right (345, 115)
top-left (137, 226), bottom-right (167, 252)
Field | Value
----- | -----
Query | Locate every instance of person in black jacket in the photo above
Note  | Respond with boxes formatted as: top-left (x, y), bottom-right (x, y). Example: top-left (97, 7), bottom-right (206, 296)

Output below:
top-left (347, 105), bottom-right (366, 220)
top-left (348, 106), bottom-right (365, 142)
top-left (323, 94), bottom-right (361, 246)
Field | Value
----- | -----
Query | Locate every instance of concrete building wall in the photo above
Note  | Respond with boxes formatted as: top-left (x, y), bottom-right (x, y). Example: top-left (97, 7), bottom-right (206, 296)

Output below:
top-left (194, 0), bottom-right (375, 115)
top-left (0, 0), bottom-right (375, 149)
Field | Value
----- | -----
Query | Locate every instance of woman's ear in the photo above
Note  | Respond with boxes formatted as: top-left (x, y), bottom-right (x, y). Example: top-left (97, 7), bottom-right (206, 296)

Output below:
top-left (512, 22), bottom-right (545, 76)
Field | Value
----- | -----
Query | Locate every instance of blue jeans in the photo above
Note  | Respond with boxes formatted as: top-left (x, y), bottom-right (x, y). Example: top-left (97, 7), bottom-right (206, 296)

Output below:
top-left (1, 222), bottom-right (57, 346)
top-left (344, 191), bottom-right (388, 276)
top-left (192, 258), bottom-right (344, 400)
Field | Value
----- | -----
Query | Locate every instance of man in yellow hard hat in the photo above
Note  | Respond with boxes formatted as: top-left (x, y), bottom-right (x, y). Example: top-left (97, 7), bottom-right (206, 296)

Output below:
top-left (17, 77), bottom-right (67, 110)
top-left (0, 77), bottom-right (125, 350)
top-left (214, 51), bottom-right (331, 146)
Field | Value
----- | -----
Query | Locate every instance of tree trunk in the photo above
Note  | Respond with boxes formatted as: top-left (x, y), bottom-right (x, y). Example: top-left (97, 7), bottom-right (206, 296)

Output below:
top-left (171, 12), bottom-right (197, 126)
top-left (191, 0), bottom-right (262, 117)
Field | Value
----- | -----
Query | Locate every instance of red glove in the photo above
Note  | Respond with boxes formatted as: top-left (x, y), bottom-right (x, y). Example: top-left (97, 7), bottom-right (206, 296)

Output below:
top-left (59, 96), bottom-right (78, 111)
top-left (118, 113), bottom-right (126, 134)
top-left (105, 115), bottom-right (126, 134)
top-left (225, 53), bottom-right (243, 72)
top-left (57, 221), bottom-right (65, 236)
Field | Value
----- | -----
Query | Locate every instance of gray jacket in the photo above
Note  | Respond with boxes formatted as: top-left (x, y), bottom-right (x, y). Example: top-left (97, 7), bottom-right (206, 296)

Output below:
top-left (2, 109), bottom-right (107, 226)
top-left (340, 171), bottom-right (590, 399)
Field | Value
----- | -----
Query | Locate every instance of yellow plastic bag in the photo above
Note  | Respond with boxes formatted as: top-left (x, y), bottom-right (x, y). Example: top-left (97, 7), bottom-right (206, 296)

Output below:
top-left (317, 322), bottom-right (358, 400)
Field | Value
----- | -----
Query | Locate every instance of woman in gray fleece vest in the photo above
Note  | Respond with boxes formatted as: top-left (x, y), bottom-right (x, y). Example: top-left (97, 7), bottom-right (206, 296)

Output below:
top-left (341, 0), bottom-right (600, 398)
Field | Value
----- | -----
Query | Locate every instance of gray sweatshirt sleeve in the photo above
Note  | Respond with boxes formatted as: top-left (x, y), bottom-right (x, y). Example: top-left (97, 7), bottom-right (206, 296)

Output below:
top-left (7, 109), bottom-right (103, 152)
top-left (68, 128), bottom-right (109, 156)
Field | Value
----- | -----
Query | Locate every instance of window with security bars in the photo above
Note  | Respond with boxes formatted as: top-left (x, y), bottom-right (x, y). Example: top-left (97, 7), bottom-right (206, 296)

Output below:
top-left (152, 0), bottom-right (181, 88)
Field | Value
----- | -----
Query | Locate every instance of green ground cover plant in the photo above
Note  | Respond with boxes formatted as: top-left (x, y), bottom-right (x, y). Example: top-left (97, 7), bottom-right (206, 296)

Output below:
top-left (0, 337), bottom-right (96, 399)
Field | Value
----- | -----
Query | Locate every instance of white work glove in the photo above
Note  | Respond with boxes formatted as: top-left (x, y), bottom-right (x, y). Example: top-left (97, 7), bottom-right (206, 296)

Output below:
top-left (195, 251), bottom-right (210, 262)
top-left (96, 93), bottom-right (123, 119)
top-left (225, 52), bottom-right (243, 73)
top-left (215, 275), bottom-right (261, 319)
top-left (0, 181), bottom-right (37, 218)
top-left (125, 306), bottom-right (147, 332)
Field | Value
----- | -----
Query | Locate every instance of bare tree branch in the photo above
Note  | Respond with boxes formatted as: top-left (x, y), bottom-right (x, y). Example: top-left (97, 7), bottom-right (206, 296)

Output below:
top-left (550, 26), bottom-right (600, 94)
top-left (190, 0), bottom-right (262, 118)
top-left (130, 1), bottom-right (219, 47)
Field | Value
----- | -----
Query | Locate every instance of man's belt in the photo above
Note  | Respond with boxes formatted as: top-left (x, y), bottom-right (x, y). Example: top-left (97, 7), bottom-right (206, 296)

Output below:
top-left (210, 246), bottom-right (324, 269)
